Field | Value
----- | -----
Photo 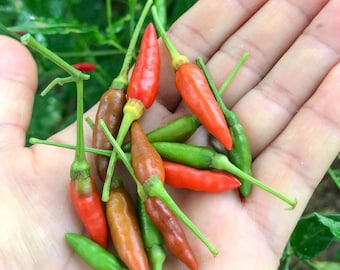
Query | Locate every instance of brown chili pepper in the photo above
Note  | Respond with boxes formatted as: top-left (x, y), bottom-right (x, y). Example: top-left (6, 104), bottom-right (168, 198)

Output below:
top-left (145, 196), bottom-right (198, 270)
top-left (92, 89), bottom-right (126, 181)
top-left (130, 121), bottom-right (165, 185)
top-left (106, 183), bottom-right (149, 270)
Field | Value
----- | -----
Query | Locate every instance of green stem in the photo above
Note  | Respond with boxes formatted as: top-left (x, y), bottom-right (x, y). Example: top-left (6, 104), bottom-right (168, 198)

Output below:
top-left (20, 34), bottom-right (89, 82)
top-left (29, 137), bottom-right (112, 157)
top-left (112, 0), bottom-right (153, 89)
top-left (106, 0), bottom-right (112, 28)
top-left (151, 5), bottom-right (189, 69)
top-left (144, 175), bottom-right (218, 256)
top-left (98, 119), bottom-right (146, 201)
top-left (219, 52), bottom-right (249, 95)
top-left (70, 79), bottom-right (90, 179)
top-left (154, 0), bottom-right (167, 28)
top-left (40, 76), bottom-right (74, 96)
top-left (211, 153), bottom-right (297, 208)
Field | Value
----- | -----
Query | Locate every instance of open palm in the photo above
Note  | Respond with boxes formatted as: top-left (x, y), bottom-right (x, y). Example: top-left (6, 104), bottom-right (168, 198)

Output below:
top-left (1, 1), bottom-right (339, 269)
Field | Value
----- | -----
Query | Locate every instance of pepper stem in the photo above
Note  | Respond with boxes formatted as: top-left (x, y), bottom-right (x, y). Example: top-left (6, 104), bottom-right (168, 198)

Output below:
top-left (211, 153), bottom-right (297, 208)
top-left (151, 5), bottom-right (189, 70)
top-left (144, 175), bottom-right (218, 256)
top-left (111, 0), bottom-right (153, 89)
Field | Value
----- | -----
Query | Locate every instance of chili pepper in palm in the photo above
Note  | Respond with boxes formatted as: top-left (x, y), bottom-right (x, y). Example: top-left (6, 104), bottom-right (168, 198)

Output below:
top-left (145, 196), bottom-right (198, 270)
top-left (196, 56), bottom-right (253, 196)
top-left (106, 180), bottom-right (150, 270)
top-left (153, 142), bottom-right (297, 208)
top-left (122, 113), bottom-right (201, 152)
top-left (72, 62), bottom-right (97, 72)
top-left (92, 89), bottom-right (126, 181)
top-left (92, 0), bottom-right (153, 185)
top-left (65, 233), bottom-right (127, 270)
top-left (137, 196), bottom-right (166, 270)
top-left (151, 6), bottom-right (232, 150)
top-left (129, 121), bottom-right (218, 255)
top-left (163, 160), bottom-right (241, 192)
top-left (70, 79), bottom-right (108, 248)
top-left (103, 22), bottom-right (160, 202)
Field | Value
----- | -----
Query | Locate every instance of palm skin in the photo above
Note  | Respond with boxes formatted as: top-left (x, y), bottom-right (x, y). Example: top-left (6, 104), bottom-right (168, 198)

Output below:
top-left (1, 0), bottom-right (340, 269)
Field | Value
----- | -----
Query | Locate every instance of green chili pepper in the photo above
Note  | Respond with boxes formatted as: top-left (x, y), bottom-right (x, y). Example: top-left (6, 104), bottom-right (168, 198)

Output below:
top-left (152, 142), bottom-right (297, 208)
top-left (122, 114), bottom-right (201, 151)
top-left (137, 196), bottom-right (166, 270)
top-left (65, 233), bottom-right (127, 270)
top-left (196, 57), bottom-right (253, 196)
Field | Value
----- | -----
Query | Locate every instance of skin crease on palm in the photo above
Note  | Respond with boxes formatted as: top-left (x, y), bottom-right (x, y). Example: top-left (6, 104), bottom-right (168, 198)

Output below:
top-left (0, 0), bottom-right (340, 269)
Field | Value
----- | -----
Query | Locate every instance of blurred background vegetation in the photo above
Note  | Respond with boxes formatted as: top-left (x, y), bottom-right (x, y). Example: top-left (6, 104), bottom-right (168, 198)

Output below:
top-left (1, 0), bottom-right (339, 269)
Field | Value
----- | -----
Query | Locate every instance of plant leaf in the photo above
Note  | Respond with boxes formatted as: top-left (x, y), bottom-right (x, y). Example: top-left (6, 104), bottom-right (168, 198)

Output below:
top-left (289, 213), bottom-right (335, 260)
top-left (315, 213), bottom-right (340, 238)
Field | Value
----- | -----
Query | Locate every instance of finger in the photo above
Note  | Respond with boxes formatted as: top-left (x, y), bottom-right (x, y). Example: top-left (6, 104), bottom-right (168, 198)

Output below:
top-left (0, 35), bottom-right (37, 151)
top-left (247, 62), bottom-right (340, 258)
top-left (208, 0), bottom-right (328, 107)
top-left (156, 0), bottom-right (267, 111)
top-left (232, 0), bottom-right (340, 155)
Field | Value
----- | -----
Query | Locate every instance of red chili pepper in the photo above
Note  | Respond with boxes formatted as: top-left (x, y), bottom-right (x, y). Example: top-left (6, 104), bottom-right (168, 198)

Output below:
top-left (70, 177), bottom-right (108, 248)
top-left (151, 7), bottom-right (232, 150)
top-left (145, 197), bottom-right (198, 270)
top-left (163, 160), bottom-right (241, 192)
top-left (72, 62), bottom-right (97, 72)
top-left (102, 22), bottom-right (160, 202)
top-left (126, 23), bottom-right (160, 109)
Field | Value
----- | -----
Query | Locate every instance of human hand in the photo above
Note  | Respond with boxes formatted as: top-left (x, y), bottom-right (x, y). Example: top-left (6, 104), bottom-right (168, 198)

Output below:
top-left (1, 1), bottom-right (339, 269)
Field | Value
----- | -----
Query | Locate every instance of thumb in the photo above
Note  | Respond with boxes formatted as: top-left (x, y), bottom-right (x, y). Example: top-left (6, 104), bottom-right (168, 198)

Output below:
top-left (0, 35), bottom-right (37, 151)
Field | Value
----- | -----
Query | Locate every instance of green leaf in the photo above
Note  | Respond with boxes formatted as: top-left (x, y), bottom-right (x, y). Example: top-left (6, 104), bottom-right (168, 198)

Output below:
top-left (289, 213), bottom-right (335, 260)
top-left (328, 168), bottom-right (340, 189)
top-left (315, 213), bottom-right (340, 238)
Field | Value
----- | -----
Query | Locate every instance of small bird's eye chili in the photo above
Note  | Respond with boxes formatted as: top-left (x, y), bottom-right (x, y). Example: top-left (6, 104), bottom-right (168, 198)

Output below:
top-left (130, 121), bottom-right (165, 184)
top-left (122, 114), bottom-right (201, 152)
top-left (137, 196), bottom-right (166, 270)
top-left (102, 22), bottom-right (160, 202)
top-left (70, 177), bottom-right (108, 248)
top-left (92, 89), bottom-right (126, 181)
top-left (91, 0), bottom-right (152, 187)
top-left (163, 160), bottom-right (241, 192)
top-left (72, 62), bottom-right (97, 72)
top-left (70, 78), bottom-right (108, 248)
top-left (106, 183), bottom-right (150, 270)
top-left (196, 57), bottom-right (253, 197)
top-left (153, 142), bottom-right (297, 208)
top-left (145, 196), bottom-right (198, 270)
top-left (151, 6), bottom-right (233, 150)
top-left (65, 233), bottom-right (127, 270)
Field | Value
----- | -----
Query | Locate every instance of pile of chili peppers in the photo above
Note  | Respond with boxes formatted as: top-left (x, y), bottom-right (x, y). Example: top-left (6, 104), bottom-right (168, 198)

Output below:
top-left (24, 2), bottom-right (297, 269)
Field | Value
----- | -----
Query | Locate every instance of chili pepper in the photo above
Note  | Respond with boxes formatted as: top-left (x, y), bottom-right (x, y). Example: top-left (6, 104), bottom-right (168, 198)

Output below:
top-left (103, 22), bottom-right (160, 202)
top-left (106, 182), bottom-right (150, 270)
top-left (92, 89), bottom-right (126, 181)
top-left (137, 196), bottom-right (166, 270)
top-left (164, 160), bottom-right (241, 192)
top-left (151, 6), bottom-right (232, 150)
top-left (127, 120), bottom-right (218, 256)
top-left (130, 121), bottom-right (165, 184)
top-left (196, 57), bottom-right (253, 197)
top-left (70, 78), bottom-right (108, 248)
top-left (65, 233), bottom-right (127, 270)
top-left (153, 142), bottom-right (297, 208)
top-left (72, 62), bottom-right (97, 72)
top-left (70, 177), bottom-right (108, 248)
top-left (122, 114), bottom-right (201, 152)
top-left (91, 0), bottom-right (152, 189)
top-left (145, 196), bottom-right (198, 270)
